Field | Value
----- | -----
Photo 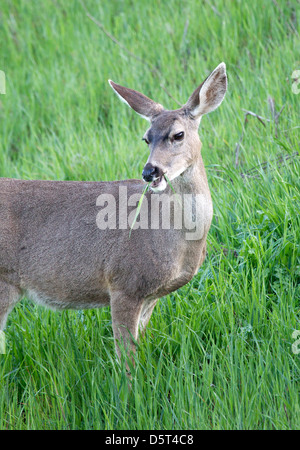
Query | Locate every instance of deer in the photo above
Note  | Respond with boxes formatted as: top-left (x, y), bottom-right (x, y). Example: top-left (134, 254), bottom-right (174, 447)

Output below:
top-left (0, 63), bottom-right (227, 365)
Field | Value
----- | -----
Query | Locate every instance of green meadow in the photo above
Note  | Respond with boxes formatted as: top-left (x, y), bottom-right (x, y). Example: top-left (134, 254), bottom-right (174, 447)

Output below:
top-left (0, 0), bottom-right (299, 429)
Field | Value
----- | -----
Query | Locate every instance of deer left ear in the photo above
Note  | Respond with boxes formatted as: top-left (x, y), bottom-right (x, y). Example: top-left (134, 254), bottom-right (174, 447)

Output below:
top-left (185, 63), bottom-right (227, 118)
top-left (109, 80), bottom-right (164, 122)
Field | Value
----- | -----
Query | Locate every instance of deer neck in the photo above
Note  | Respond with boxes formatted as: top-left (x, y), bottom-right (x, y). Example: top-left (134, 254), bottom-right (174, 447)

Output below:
top-left (169, 150), bottom-right (213, 242)
top-left (171, 151), bottom-right (210, 198)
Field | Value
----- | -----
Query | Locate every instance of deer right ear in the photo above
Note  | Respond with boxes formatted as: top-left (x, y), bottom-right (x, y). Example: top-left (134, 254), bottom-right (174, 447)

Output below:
top-left (185, 63), bottom-right (227, 119)
top-left (108, 80), bottom-right (164, 122)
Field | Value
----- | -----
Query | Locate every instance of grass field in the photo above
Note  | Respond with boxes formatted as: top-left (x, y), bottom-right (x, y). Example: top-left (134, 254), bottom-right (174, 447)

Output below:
top-left (0, 0), bottom-right (299, 430)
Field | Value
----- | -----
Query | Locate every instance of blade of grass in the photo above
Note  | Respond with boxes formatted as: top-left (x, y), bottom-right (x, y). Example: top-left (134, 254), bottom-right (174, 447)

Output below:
top-left (129, 182), bottom-right (150, 237)
top-left (164, 174), bottom-right (182, 206)
top-left (163, 174), bottom-right (177, 195)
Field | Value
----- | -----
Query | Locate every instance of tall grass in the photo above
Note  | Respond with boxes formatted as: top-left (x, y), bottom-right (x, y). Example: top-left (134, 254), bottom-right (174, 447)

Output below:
top-left (0, 0), bottom-right (299, 429)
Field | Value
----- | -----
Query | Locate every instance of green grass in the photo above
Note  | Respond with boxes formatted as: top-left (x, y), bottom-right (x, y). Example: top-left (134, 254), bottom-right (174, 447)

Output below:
top-left (0, 0), bottom-right (299, 429)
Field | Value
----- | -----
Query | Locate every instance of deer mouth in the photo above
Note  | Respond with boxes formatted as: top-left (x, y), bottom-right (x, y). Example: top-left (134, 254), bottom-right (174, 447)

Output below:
top-left (150, 174), bottom-right (167, 192)
top-left (151, 175), bottom-right (163, 188)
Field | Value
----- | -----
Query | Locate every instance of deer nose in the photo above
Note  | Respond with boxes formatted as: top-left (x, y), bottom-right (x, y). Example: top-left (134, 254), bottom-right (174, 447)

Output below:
top-left (142, 163), bottom-right (158, 182)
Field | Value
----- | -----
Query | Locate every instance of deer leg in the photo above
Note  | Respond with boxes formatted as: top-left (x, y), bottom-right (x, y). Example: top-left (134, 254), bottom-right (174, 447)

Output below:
top-left (110, 292), bottom-right (144, 365)
top-left (139, 298), bottom-right (158, 337)
top-left (0, 281), bottom-right (21, 331)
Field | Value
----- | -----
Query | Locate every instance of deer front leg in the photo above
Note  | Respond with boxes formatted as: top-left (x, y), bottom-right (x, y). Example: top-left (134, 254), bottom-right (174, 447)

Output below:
top-left (110, 292), bottom-right (143, 366)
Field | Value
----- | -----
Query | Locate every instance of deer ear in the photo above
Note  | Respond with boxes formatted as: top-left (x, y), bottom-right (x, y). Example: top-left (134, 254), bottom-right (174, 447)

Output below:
top-left (185, 62), bottom-right (227, 118)
top-left (108, 80), bottom-right (164, 122)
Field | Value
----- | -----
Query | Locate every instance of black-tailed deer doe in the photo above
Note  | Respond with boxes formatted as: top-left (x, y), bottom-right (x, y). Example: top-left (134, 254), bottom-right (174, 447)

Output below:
top-left (0, 63), bottom-right (227, 364)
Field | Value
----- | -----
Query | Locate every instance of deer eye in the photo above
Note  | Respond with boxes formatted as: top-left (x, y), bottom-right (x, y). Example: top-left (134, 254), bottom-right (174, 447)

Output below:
top-left (174, 131), bottom-right (184, 141)
top-left (142, 138), bottom-right (149, 145)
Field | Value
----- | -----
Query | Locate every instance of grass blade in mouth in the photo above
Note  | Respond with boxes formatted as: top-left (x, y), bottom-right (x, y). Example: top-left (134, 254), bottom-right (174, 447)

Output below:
top-left (163, 174), bottom-right (176, 195)
top-left (164, 174), bottom-right (182, 206)
top-left (129, 182), bottom-right (150, 237)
